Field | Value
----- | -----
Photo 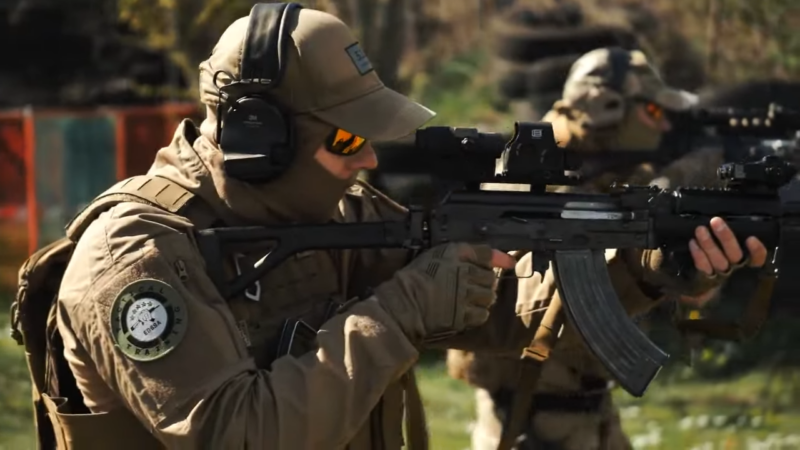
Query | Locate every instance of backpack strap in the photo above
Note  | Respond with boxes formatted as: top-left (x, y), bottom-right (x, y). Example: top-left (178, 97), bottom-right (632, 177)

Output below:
top-left (65, 175), bottom-right (217, 242)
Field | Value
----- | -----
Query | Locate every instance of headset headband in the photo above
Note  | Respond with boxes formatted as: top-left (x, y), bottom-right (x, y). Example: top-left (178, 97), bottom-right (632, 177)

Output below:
top-left (242, 3), bottom-right (302, 85)
top-left (607, 47), bottom-right (631, 94)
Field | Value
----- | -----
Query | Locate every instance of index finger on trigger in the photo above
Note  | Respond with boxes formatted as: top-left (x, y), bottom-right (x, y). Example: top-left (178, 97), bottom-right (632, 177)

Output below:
top-left (456, 243), bottom-right (494, 268)
top-left (456, 244), bottom-right (516, 270)
top-left (491, 250), bottom-right (516, 270)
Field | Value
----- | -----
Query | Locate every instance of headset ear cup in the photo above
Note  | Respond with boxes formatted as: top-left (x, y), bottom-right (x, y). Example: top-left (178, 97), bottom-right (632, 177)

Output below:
top-left (216, 2), bottom-right (302, 183)
top-left (219, 96), bottom-right (296, 183)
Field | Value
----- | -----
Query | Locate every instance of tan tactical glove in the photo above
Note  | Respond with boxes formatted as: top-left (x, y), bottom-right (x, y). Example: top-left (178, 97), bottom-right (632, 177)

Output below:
top-left (373, 243), bottom-right (497, 344)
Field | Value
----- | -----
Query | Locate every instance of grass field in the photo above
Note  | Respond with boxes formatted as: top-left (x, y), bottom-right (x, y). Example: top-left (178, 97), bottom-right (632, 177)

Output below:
top-left (416, 356), bottom-right (800, 450)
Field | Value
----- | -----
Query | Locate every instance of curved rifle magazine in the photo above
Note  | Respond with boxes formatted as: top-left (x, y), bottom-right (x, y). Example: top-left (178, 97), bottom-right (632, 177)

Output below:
top-left (552, 249), bottom-right (669, 397)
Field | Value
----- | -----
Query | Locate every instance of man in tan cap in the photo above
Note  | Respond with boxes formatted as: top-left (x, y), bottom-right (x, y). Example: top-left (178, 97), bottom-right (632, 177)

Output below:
top-left (43, 6), bottom-right (765, 449)
top-left (449, 47), bottom-right (764, 450)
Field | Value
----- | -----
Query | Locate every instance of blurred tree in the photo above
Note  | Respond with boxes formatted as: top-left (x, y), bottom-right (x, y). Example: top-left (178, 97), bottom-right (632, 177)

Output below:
top-left (116, 0), bottom-right (472, 97)
top-left (613, 0), bottom-right (800, 85)
top-left (117, 0), bottom-right (258, 99)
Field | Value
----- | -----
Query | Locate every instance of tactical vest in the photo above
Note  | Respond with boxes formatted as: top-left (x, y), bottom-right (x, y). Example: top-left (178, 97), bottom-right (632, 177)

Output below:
top-left (9, 175), bottom-right (214, 450)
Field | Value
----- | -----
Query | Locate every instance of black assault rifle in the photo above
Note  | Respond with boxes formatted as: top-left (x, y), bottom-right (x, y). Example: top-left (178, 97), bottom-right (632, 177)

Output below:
top-left (369, 103), bottom-right (800, 206)
top-left (194, 122), bottom-right (800, 398)
top-left (661, 102), bottom-right (800, 165)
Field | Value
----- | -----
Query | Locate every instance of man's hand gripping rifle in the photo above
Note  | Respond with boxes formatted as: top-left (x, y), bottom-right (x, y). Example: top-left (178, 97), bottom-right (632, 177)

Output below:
top-left (194, 122), bottom-right (800, 398)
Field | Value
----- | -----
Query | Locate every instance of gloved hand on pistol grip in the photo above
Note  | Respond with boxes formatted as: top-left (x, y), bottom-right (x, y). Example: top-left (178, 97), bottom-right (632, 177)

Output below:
top-left (373, 242), bottom-right (515, 344)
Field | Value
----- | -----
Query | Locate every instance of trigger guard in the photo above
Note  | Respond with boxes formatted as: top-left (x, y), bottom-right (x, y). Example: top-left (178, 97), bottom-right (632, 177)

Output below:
top-left (532, 251), bottom-right (552, 276)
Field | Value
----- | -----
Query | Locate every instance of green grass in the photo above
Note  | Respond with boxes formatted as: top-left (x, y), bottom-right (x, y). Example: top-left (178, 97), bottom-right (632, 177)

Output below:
top-left (0, 300), bottom-right (36, 449)
top-left (408, 50), bottom-right (514, 130)
top-left (416, 357), bottom-right (800, 450)
top-left (415, 358), bottom-right (476, 449)
top-left (613, 371), bottom-right (800, 449)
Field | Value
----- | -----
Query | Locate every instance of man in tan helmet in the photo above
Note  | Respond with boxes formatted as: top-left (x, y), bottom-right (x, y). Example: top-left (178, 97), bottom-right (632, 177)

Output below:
top-left (448, 47), bottom-right (763, 450)
top-left (44, 6), bottom-right (766, 449)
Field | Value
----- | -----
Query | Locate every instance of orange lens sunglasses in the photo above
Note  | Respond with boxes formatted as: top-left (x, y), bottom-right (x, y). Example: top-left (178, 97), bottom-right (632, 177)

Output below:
top-left (325, 128), bottom-right (367, 156)
top-left (643, 102), bottom-right (664, 121)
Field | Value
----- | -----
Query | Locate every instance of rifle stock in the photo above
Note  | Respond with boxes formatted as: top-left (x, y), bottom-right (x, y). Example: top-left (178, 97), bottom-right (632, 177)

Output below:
top-left (195, 121), bottom-right (800, 397)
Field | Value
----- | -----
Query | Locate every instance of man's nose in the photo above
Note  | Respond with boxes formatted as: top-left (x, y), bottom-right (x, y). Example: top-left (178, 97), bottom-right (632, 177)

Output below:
top-left (351, 142), bottom-right (378, 170)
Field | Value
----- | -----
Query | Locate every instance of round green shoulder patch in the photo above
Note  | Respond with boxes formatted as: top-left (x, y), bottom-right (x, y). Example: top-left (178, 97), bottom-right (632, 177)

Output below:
top-left (109, 278), bottom-right (188, 362)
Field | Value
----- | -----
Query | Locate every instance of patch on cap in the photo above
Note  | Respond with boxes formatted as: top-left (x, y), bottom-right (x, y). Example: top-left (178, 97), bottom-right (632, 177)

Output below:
top-left (345, 43), bottom-right (374, 75)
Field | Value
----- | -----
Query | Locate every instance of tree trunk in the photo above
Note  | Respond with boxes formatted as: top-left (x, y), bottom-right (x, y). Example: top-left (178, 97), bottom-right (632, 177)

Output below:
top-left (373, 0), bottom-right (406, 91)
top-left (355, 0), bottom-right (380, 56)
top-left (327, 0), bottom-right (355, 25)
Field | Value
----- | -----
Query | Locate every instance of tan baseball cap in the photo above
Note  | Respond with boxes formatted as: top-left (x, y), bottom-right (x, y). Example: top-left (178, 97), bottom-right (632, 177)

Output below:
top-left (199, 7), bottom-right (435, 141)
top-left (563, 47), bottom-right (698, 112)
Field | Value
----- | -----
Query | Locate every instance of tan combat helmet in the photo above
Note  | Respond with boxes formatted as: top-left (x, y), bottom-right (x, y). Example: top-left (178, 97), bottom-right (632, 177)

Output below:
top-left (561, 47), bottom-right (698, 129)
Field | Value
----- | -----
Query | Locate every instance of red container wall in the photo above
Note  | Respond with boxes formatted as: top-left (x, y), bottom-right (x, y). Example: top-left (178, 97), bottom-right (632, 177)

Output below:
top-left (0, 115), bottom-right (25, 209)
top-left (117, 103), bottom-right (203, 178)
top-left (0, 113), bottom-right (27, 290)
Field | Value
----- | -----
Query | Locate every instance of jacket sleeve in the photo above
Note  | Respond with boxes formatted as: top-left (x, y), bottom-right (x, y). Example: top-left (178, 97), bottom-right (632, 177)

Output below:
top-left (58, 228), bottom-right (418, 449)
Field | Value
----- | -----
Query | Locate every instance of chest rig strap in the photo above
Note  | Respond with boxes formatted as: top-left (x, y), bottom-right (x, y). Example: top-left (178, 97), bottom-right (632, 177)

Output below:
top-left (497, 250), bottom-right (566, 450)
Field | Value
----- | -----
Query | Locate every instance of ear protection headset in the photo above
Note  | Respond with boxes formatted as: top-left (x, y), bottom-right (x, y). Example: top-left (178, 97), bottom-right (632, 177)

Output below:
top-left (214, 2), bottom-right (303, 184)
top-left (607, 47), bottom-right (631, 93)
top-left (604, 46), bottom-right (632, 113)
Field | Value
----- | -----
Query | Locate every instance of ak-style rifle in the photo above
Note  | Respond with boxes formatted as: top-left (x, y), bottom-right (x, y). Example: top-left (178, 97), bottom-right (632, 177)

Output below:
top-left (195, 122), bottom-right (800, 398)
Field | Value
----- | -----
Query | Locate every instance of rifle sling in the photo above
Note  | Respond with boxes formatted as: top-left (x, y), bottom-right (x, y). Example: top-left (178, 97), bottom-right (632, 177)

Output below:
top-left (497, 296), bottom-right (564, 450)
top-left (675, 274), bottom-right (776, 340)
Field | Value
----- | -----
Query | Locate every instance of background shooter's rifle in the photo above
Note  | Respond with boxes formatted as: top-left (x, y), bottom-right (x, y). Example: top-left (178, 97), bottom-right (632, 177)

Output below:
top-left (661, 102), bottom-right (800, 165)
top-left (194, 122), bottom-right (800, 398)
top-left (369, 103), bottom-right (800, 206)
